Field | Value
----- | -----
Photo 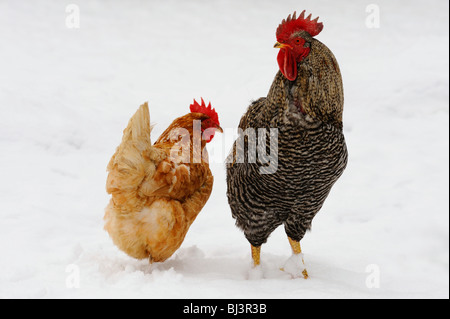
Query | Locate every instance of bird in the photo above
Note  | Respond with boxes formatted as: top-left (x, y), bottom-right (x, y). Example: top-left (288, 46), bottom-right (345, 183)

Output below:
top-left (104, 99), bottom-right (222, 263)
top-left (226, 10), bottom-right (348, 278)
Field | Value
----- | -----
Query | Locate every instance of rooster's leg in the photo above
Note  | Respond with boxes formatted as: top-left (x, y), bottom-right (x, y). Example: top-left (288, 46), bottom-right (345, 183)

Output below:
top-left (251, 245), bottom-right (261, 267)
top-left (281, 237), bottom-right (309, 279)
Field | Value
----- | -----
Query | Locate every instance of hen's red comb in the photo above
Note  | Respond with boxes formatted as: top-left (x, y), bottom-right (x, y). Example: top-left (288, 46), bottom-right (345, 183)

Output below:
top-left (276, 10), bottom-right (323, 41)
top-left (190, 98), bottom-right (220, 125)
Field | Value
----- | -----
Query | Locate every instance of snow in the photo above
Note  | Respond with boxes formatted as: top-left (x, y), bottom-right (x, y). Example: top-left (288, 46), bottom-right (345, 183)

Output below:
top-left (282, 253), bottom-right (308, 279)
top-left (0, 0), bottom-right (448, 299)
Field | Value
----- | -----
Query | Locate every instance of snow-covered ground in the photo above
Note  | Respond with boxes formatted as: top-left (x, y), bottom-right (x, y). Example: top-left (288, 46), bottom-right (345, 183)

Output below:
top-left (0, 0), bottom-right (448, 299)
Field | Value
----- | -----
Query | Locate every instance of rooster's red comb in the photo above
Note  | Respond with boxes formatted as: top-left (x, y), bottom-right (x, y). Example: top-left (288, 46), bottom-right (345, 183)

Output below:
top-left (276, 10), bottom-right (323, 41)
top-left (190, 98), bottom-right (220, 125)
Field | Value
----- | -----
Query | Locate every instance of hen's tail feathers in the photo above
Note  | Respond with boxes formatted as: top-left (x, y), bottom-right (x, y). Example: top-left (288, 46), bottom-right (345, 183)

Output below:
top-left (106, 102), bottom-right (165, 211)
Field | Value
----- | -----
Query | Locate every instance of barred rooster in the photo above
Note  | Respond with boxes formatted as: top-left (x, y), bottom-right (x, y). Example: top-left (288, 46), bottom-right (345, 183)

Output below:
top-left (226, 11), bottom-right (348, 278)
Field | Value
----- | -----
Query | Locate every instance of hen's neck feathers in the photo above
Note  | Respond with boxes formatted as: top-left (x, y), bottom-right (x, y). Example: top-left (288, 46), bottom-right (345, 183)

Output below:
top-left (154, 114), bottom-right (209, 164)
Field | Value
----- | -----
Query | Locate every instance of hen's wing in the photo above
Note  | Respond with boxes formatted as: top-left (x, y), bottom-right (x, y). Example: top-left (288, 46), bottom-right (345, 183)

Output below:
top-left (106, 102), bottom-right (166, 213)
top-left (140, 153), bottom-right (213, 208)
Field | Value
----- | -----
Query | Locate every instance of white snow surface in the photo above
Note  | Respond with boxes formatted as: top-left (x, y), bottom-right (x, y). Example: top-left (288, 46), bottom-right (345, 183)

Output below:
top-left (0, 0), bottom-right (448, 299)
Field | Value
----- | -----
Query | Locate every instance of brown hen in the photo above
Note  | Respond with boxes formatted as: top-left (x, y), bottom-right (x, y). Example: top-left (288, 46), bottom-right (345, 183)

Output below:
top-left (104, 100), bottom-right (222, 263)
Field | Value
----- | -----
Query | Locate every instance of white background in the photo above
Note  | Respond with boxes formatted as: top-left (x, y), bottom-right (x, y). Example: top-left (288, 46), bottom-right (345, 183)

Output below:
top-left (0, 0), bottom-right (448, 298)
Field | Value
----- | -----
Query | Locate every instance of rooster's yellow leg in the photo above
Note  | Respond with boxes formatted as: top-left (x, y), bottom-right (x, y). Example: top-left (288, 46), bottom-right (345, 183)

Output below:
top-left (288, 237), bottom-right (309, 279)
top-left (251, 245), bottom-right (261, 267)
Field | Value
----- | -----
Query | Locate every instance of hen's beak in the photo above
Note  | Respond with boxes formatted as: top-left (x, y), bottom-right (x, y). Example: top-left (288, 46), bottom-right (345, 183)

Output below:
top-left (274, 42), bottom-right (291, 49)
top-left (215, 125), bottom-right (223, 133)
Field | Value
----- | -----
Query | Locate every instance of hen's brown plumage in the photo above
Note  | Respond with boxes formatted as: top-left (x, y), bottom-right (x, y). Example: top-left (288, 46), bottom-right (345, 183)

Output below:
top-left (104, 103), bottom-right (217, 262)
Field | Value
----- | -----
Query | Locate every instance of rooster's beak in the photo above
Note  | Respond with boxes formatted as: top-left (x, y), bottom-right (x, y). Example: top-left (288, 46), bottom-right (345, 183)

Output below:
top-left (274, 42), bottom-right (291, 49)
top-left (215, 125), bottom-right (223, 133)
